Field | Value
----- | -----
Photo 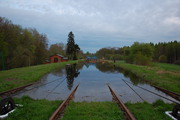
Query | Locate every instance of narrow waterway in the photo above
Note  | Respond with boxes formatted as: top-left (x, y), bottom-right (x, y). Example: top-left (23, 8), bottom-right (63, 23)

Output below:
top-left (15, 62), bottom-right (178, 103)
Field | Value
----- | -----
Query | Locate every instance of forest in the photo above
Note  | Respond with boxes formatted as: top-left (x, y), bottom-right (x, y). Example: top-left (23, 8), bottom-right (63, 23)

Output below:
top-left (0, 17), bottom-right (48, 70)
top-left (96, 41), bottom-right (180, 65)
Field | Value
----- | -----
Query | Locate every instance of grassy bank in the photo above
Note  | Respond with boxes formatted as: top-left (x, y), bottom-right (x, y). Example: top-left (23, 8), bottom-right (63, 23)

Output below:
top-left (114, 61), bottom-right (180, 93)
top-left (0, 61), bottom-right (77, 92)
top-left (61, 101), bottom-right (124, 120)
top-left (5, 96), bottom-right (62, 120)
top-left (126, 100), bottom-right (174, 120)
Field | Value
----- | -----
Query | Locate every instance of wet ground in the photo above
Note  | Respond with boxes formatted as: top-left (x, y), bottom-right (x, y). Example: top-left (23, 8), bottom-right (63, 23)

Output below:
top-left (15, 62), bottom-right (179, 103)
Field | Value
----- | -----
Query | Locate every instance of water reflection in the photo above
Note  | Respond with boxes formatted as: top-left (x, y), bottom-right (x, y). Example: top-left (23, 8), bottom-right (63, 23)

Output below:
top-left (51, 68), bottom-right (66, 77)
top-left (66, 64), bottom-right (80, 90)
top-left (96, 62), bottom-right (147, 85)
top-left (14, 62), bottom-right (179, 103)
top-left (84, 62), bottom-right (96, 68)
top-left (96, 62), bottom-right (118, 73)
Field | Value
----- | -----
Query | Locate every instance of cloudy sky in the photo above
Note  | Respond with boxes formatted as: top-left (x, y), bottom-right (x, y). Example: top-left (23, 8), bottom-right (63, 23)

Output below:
top-left (0, 0), bottom-right (180, 53)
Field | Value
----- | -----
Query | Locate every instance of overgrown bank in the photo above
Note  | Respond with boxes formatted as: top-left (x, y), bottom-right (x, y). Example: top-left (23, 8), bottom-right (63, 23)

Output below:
top-left (0, 61), bottom-right (77, 92)
top-left (114, 61), bottom-right (180, 93)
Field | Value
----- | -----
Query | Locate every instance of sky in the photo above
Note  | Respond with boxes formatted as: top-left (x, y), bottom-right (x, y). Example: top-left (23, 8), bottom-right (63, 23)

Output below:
top-left (0, 0), bottom-right (180, 53)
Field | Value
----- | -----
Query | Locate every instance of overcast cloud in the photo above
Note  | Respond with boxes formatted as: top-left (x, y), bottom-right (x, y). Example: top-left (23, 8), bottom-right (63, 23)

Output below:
top-left (0, 0), bottom-right (180, 52)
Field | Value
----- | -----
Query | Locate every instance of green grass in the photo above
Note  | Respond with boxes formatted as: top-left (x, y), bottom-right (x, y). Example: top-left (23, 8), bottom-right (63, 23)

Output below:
top-left (114, 61), bottom-right (180, 93)
top-left (154, 63), bottom-right (180, 71)
top-left (0, 61), bottom-right (77, 92)
top-left (5, 96), bottom-right (62, 120)
top-left (126, 100), bottom-right (174, 120)
top-left (61, 101), bottom-right (124, 120)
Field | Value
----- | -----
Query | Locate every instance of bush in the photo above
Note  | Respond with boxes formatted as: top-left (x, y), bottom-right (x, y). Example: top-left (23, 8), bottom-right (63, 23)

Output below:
top-left (124, 42), bottom-right (154, 66)
top-left (159, 55), bottom-right (167, 63)
top-left (125, 55), bottom-right (134, 64)
top-left (135, 53), bottom-right (151, 66)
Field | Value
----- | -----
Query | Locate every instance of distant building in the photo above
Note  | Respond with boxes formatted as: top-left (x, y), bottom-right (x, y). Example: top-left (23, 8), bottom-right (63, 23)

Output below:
top-left (45, 54), bottom-right (68, 64)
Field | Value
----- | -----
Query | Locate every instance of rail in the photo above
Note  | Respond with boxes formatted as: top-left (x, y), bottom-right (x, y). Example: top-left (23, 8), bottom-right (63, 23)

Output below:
top-left (0, 76), bottom-right (66, 98)
top-left (107, 84), bottom-right (136, 120)
top-left (49, 83), bottom-right (80, 120)
top-left (152, 85), bottom-right (180, 101)
top-left (0, 83), bottom-right (33, 97)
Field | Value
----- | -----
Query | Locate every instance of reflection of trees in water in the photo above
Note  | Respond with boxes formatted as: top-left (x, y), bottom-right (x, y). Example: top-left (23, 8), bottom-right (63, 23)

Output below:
top-left (75, 62), bottom-right (84, 70)
top-left (96, 62), bottom-right (118, 73)
top-left (96, 62), bottom-right (147, 85)
top-left (84, 63), bottom-right (96, 68)
top-left (51, 68), bottom-right (65, 77)
top-left (122, 70), bottom-right (142, 85)
top-left (66, 64), bottom-right (80, 90)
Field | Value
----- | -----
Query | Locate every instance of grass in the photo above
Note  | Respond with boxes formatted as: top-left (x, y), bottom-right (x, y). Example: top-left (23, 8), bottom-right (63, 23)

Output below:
top-left (0, 61), bottom-right (77, 92)
top-left (61, 101), bottom-right (124, 120)
top-left (5, 96), bottom-right (62, 120)
top-left (114, 61), bottom-right (180, 93)
top-left (4, 98), bottom-right (175, 120)
top-left (126, 100), bottom-right (174, 120)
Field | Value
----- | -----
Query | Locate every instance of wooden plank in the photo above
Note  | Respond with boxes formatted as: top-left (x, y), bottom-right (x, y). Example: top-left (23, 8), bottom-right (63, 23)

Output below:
top-left (108, 84), bottom-right (136, 120)
top-left (49, 83), bottom-right (80, 120)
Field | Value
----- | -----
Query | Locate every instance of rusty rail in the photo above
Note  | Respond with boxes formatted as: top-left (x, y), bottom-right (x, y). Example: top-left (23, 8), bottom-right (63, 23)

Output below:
top-left (49, 83), bottom-right (80, 120)
top-left (107, 84), bottom-right (136, 120)
top-left (152, 85), bottom-right (180, 101)
top-left (0, 83), bottom-right (33, 97)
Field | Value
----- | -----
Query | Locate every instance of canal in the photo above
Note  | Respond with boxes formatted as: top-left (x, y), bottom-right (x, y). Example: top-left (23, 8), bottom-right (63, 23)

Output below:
top-left (15, 62), bottom-right (178, 103)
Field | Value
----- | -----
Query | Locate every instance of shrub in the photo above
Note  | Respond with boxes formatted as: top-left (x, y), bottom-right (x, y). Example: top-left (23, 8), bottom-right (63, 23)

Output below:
top-left (135, 53), bottom-right (151, 66)
top-left (159, 55), bottom-right (167, 63)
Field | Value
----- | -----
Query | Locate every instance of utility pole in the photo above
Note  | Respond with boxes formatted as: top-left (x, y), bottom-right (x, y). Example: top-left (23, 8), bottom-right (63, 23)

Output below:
top-left (0, 52), bottom-right (5, 70)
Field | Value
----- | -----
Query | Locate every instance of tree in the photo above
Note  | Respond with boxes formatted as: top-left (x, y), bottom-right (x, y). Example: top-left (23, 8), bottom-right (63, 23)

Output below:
top-left (0, 17), bottom-right (48, 70)
top-left (153, 41), bottom-right (180, 64)
top-left (49, 43), bottom-right (65, 56)
top-left (125, 42), bottom-right (154, 65)
top-left (159, 55), bottom-right (167, 63)
top-left (66, 31), bottom-right (80, 60)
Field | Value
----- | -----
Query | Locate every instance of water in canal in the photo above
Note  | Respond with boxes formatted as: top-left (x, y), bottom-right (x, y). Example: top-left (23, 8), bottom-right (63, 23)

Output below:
top-left (15, 62), bottom-right (178, 103)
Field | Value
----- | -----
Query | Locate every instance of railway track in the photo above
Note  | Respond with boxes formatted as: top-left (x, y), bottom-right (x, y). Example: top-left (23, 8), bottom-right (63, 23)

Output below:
top-left (107, 84), bottom-right (136, 120)
top-left (1, 79), bottom-right (178, 120)
top-left (49, 83), bottom-right (80, 120)
top-left (152, 85), bottom-right (180, 101)
top-left (0, 83), bottom-right (33, 97)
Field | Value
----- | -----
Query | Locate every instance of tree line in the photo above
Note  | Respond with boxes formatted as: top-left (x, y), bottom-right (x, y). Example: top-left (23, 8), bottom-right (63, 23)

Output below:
top-left (96, 41), bottom-right (180, 65)
top-left (0, 17), bottom-right (82, 70)
top-left (0, 17), bottom-right (48, 70)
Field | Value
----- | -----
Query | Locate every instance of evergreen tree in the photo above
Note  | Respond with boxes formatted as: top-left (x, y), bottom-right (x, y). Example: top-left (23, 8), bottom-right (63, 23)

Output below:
top-left (66, 31), bottom-right (80, 60)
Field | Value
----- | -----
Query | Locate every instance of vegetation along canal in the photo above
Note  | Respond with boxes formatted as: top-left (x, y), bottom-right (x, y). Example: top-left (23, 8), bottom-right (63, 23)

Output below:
top-left (15, 62), bottom-right (179, 104)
